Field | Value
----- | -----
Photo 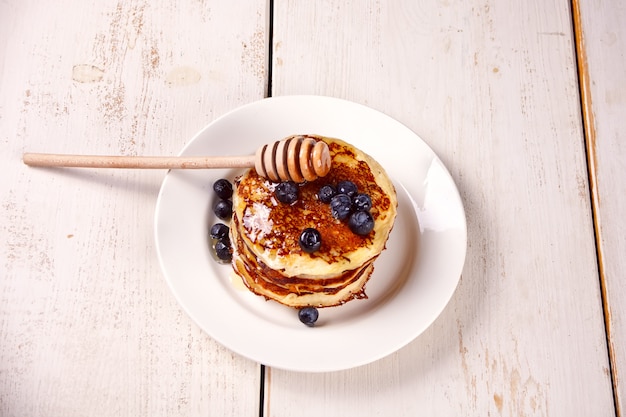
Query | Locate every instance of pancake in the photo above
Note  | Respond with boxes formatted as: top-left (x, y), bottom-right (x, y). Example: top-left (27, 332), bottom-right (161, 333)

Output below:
top-left (230, 134), bottom-right (397, 308)
top-left (231, 213), bottom-right (376, 307)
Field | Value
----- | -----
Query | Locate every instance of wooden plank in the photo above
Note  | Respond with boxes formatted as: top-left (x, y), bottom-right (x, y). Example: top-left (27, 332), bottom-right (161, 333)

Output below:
top-left (267, 0), bottom-right (615, 415)
top-left (573, 0), bottom-right (626, 414)
top-left (0, 0), bottom-right (266, 416)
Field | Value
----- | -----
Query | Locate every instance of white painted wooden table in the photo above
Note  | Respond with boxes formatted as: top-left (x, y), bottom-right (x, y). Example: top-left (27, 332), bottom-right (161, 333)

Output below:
top-left (1, 0), bottom-right (623, 416)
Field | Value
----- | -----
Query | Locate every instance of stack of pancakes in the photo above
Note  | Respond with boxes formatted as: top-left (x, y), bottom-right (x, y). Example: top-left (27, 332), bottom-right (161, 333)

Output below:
top-left (230, 135), bottom-right (397, 308)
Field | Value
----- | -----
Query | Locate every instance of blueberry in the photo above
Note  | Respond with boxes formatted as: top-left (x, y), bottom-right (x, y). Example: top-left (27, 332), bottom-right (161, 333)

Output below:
top-left (299, 228), bottom-right (322, 253)
top-left (318, 184), bottom-right (336, 203)
top-left (337, 180), bottom-right (358, 197)
top-left (213, 179), bottom-right (233, 200)
top-left (352, 193), bottom-right (372, 212)
top-left (348, 211), bottom-right (375, 235)
top-left (298, 307), bottom-right (319, 326)
top-left (275, 181), bottom-right (299, 204)
top-left (213, 199), bottom-right (232, 220)
top-left (330, 194), bottom-right (352, 220)
top-left (210, 223), bottom-right (229, 240)
top-left (214, 238), bottom-right (232, 261)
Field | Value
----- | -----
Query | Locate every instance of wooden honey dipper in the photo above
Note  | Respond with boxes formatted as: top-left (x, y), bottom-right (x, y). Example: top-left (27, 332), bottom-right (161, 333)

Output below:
top-left (22, 135), bottom-right (332, 183)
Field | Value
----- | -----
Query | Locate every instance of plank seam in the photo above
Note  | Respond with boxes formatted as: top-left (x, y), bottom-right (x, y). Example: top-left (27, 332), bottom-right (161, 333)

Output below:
top-left (259, 364), bottom-right (266, 417)
top-left (260, 0), bottom-right (274, 415)
top-left (570, 0), bottom-right (620, 415)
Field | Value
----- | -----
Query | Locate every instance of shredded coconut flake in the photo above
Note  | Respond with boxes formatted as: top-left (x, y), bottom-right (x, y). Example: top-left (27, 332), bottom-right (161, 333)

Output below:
top-left (265, 181), bottom-right (278, 192)
top-left (242, 203), bottom-right (273, 243)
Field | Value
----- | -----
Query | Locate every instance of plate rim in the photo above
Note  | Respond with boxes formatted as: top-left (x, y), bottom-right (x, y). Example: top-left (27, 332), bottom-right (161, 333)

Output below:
top-left (154, 95), bottom-right (467, 372)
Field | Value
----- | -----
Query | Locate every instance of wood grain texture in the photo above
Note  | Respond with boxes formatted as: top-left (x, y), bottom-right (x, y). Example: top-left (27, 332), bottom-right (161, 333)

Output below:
top-left (574, 0), bottom-right (626, 414)
top-left (268, 0), bottom-right (614, 416)
top-left (0, 0), bottom-right (267, 416)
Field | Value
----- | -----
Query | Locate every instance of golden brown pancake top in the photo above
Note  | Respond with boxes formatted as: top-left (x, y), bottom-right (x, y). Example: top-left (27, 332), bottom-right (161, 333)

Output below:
top-left (235, 140), bottom-right (392, 263)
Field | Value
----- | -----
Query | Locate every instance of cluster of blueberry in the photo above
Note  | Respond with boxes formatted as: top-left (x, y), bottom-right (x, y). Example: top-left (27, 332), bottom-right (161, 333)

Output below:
top-left (319, 180), bottom-right (375, 236)
top-left (210, 222), bottom-right (232, 262)
top-left (212, 179), bottom-right (233, 219)
top-left (272, 179), bottom-right (375, 257)
top-left (210, 179), bottom-right (234, 262)
top-left (210, 177), bottom-right (323, 327)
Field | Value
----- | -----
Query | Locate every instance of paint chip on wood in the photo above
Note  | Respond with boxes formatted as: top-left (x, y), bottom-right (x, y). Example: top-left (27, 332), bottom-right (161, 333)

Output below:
top-left (166, 67), bottom-right (201, 86)
top-left (72, 64), bottom-right (105, 83)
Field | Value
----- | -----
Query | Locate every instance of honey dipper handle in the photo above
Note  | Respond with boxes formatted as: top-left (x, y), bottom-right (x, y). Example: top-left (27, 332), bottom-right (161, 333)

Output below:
top-left (22, 153), bottom-right (256, 170)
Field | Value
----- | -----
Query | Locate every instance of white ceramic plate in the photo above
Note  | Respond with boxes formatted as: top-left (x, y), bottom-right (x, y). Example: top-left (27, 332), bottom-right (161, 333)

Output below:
top-left (155, 96), bottom-right (466, 372)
